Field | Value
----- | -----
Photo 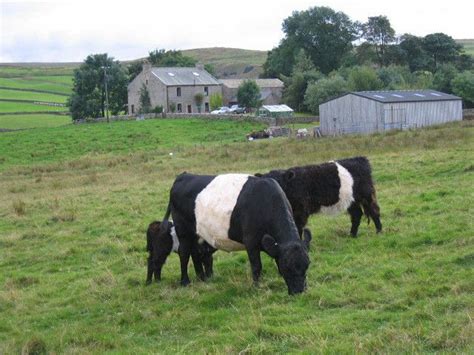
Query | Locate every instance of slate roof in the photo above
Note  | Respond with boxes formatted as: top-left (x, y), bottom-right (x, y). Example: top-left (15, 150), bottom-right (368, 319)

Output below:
top-left (351, 90), bottom-right (461, 103)
top-left (219, 79), bottom-right (284, 89)
top-left (150, 67), bottom-right (220, 86)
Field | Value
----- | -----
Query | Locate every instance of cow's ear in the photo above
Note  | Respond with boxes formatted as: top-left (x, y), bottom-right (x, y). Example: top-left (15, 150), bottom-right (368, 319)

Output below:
top-left (255, 173), bottom-right (263, 177)
top-left (284, 170), bottom-right (296, 181)
top-left (262, 234), bottom-right (280, 258)
top-left (302, 228), bottom-right (312, 251)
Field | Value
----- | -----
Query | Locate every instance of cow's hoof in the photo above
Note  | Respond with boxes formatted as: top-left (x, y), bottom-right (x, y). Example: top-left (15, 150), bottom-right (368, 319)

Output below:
top-left (145, 280), bottom-right (152, 286)
top-left (180, 279), bottom-right (190, 287)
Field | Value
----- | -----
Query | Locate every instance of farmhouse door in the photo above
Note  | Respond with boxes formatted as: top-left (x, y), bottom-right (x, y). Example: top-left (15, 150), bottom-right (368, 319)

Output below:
top-left (187, 105), bottom-right (192, 113)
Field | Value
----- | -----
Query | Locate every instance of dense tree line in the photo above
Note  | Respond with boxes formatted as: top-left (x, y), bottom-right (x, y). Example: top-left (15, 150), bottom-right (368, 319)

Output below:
top-left (262, 6), bottom-right (474, 112)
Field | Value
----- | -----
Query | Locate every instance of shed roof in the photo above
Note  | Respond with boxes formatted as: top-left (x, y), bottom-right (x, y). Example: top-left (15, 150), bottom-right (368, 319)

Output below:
top-left (351, 90), bottom-right (461, 103)
top-left (219, 79), bottom-right (284, 89)
top-left (150, 67), bottom-right (220, 86)
top-left (261, 104), bottom-right (293, 112)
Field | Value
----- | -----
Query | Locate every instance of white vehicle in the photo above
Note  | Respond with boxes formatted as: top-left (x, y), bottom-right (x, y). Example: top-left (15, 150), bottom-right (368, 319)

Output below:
top-left (210, 106), bottom-right (231, 114)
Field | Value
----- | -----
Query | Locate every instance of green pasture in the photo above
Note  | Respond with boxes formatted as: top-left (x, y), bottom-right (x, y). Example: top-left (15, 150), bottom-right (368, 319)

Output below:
top-left (0, 89), bottom-right (67, 103)
top-left (0, 114), bottom-right (71, 130)
top-left (0, 77), bottom-right (71, 95)
top-left (0, 101), bottom-right (67, 113)
top-left (0, 118), bottom-right (472, 353)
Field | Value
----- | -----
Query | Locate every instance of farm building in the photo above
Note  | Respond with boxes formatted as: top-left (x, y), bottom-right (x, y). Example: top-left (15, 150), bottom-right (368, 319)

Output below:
top-left (258, 104), bottom-right (294, 118)
top-left (128, 63), bottom-right (221, 114)
top-left (219, 79), bottom-right (284, 106)
top-left (319, 90), bottom-right (463, 135)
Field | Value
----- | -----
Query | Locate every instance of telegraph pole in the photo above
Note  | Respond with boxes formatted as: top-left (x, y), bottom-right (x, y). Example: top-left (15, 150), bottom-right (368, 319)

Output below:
top-left (102, 66), bottom-right (110, 123)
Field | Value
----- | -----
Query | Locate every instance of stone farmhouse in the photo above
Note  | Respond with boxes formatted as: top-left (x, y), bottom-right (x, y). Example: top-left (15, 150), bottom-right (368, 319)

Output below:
top-left (128, 64), bottom-right (284, 114)
top-left (127, 63), bottom-right (221, 114)
top-left (219, 79), bottom-right (284, 106)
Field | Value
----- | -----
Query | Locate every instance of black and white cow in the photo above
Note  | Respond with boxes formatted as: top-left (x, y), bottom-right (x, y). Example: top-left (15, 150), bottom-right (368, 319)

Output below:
top-left (155, 173), bottom-right (311, 295)
top-left (145, 220), bottom-right (215, 285)
top-left (258, 156), bottom-right (382, 237)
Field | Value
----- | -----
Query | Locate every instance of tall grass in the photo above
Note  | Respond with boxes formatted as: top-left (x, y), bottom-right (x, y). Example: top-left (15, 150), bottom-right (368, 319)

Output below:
top-left (0, 119), bottom-right (473, 353)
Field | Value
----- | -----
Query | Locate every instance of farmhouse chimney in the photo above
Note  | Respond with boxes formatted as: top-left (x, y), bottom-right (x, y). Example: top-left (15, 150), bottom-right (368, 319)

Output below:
top-left (142, 61), bottom-right (152, 72)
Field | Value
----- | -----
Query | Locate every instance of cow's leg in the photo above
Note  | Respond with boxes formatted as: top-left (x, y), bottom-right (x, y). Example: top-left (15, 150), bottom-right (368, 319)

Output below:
top-left (202, 252), bottom-right (214, 278)
top-left (294, 214), bottom-right (309, 238)
top-left (178, 238), bottom-right (192, 286)
top-left (190, 242), bottom-right (206, 281)
top-left (348, 203), bottom-right (363, 237)
top-left (146, 256), bottom-right (154, 285)
top-left (363, 192), bottom-right (382, 234)
top-left (247, 248), bottom-right (262, 284)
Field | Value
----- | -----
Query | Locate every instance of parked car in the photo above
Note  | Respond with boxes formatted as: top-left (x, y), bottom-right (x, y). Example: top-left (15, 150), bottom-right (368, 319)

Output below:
top-left (210, 106), bottom-right (231, 114)
top-left (229, 105), bottom-right (246, 114)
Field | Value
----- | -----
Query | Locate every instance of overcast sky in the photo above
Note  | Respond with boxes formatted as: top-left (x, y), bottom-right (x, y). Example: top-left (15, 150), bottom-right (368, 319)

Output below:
top-left (1, 0), bottom-right (473, 63)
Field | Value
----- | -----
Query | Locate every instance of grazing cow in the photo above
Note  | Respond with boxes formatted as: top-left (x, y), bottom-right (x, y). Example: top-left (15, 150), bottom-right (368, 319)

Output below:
top-left (155, 173), bottom-right (311, 295)
top-left (145, 220), bottom-right (215, 285)
top-left (258, 156), bottom-right (382, 237)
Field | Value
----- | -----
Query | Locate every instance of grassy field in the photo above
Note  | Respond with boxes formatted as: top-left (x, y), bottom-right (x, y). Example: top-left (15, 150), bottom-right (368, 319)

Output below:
top-left (0, 118), bottom-right (472, 353)
top-left (0, 65), bottom-right (73, 129)
top-left (0, 114), bottom-right (71, 130)
top-left (0, 89), bottom-right (67, 103)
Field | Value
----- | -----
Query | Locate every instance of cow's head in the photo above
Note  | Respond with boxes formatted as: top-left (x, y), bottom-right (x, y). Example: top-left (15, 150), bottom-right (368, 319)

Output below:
top-left (262, 234), bottom-right (310, 295)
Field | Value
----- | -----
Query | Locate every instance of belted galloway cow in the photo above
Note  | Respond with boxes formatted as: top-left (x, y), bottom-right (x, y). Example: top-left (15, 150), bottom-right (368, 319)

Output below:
top-left (153, 173), bottom-right (311, 295)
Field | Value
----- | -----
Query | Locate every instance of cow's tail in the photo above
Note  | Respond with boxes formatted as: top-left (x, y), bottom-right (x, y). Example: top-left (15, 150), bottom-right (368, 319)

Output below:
top-left (158, 201), bottom-right (172, 235)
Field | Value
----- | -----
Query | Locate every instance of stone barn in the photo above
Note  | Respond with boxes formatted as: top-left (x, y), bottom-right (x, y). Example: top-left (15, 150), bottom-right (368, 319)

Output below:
top-left (128, 63), bottom-right (221, 114)
top-left (319, 90), bottom-right (463, 135)
top-left (219, 79), bottom-right (284, 106)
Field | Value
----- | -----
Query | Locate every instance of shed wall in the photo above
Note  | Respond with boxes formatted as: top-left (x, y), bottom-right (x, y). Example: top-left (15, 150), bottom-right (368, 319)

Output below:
top-left (383, 100), bottom-right (462, 129)
top-left (319, 94), bottom-right (383, 135)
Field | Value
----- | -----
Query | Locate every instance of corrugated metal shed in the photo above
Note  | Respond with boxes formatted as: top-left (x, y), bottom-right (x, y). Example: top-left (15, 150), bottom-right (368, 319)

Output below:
top-left (151, 67), bottom-right (220, 86)
top-left (319, 90), bottom-right (462, 136)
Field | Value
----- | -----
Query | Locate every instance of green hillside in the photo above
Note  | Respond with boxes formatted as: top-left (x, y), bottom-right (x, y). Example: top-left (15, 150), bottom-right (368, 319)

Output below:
top-left (183, 47), bottom-right (267, 78)
top-left (0, 119), bottom-right (472, 353)
top-left (457, 39), bottom-right (474, 56)
top-left (0, 65), bottom-right (72, 129)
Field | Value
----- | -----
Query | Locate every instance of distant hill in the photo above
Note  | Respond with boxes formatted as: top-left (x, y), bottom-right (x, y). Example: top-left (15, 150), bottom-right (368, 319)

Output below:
top-left (183, 47), bottom-right (268, 79)
top-left (456, 39), bottom-right (474, 56)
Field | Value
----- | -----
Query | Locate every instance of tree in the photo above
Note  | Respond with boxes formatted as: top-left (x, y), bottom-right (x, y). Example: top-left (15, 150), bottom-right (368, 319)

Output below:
top-left (194, 93), bottom-right (204, 113)
top-left (452, 71), bottom-right (474, 107)
top-left (209, 93), bottom-right (223, 110)
top-left (148, 49), bottom-right (197, 67)
top-left (304, 76), bottom-right (348, 114)
top-left (399, 34), bottom-right (432, 72)
top-left (139, 84), bottom-right (152, 113)
top-left (282, 49), bottom-right (322, 111)
top-left (362, 16), bottom-right (395, 66)
top-left (347, 66), bottom-right (383, 91)
top-left (282, 6), bottom-right (357, 74)
top-left (262, 38), bottom-right (299, 77)
top-left (68, 53), bottom-right (128, 120)
top-left (237, 80), bottom-right (261, 110)
top-left (433, 64), bottom-right (458, 93)
top-left (377, 66), bottom-right (410, 89)
top-left (423, 33), bottom-right (462, 70)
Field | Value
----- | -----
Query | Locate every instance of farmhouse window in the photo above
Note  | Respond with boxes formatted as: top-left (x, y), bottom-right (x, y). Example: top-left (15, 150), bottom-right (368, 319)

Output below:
top-left (177, 87), bottom-right (181, 97)
top-left (177, 103), bottom-right (182, 113)
top-left (205, 102), bottom-right (209, 112)
top-left (204, 87), bottom-right (209, 96)
top-left (131, 105), bottom-right (134, 114)
top-left (187, 105), bottom-right (192, 113)
top-left (146, 79), bottom-right (148, 85)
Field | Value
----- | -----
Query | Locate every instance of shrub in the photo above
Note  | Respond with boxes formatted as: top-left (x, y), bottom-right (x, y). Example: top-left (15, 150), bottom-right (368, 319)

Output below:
top-left (304, 75), bottom-right (348, 114)
top-left (209, 93), bottom-right (223, 111)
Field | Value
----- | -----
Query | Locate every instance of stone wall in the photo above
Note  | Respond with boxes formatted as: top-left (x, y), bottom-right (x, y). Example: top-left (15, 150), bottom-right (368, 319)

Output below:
top-left (73, 112), bottom-right (319, 126)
